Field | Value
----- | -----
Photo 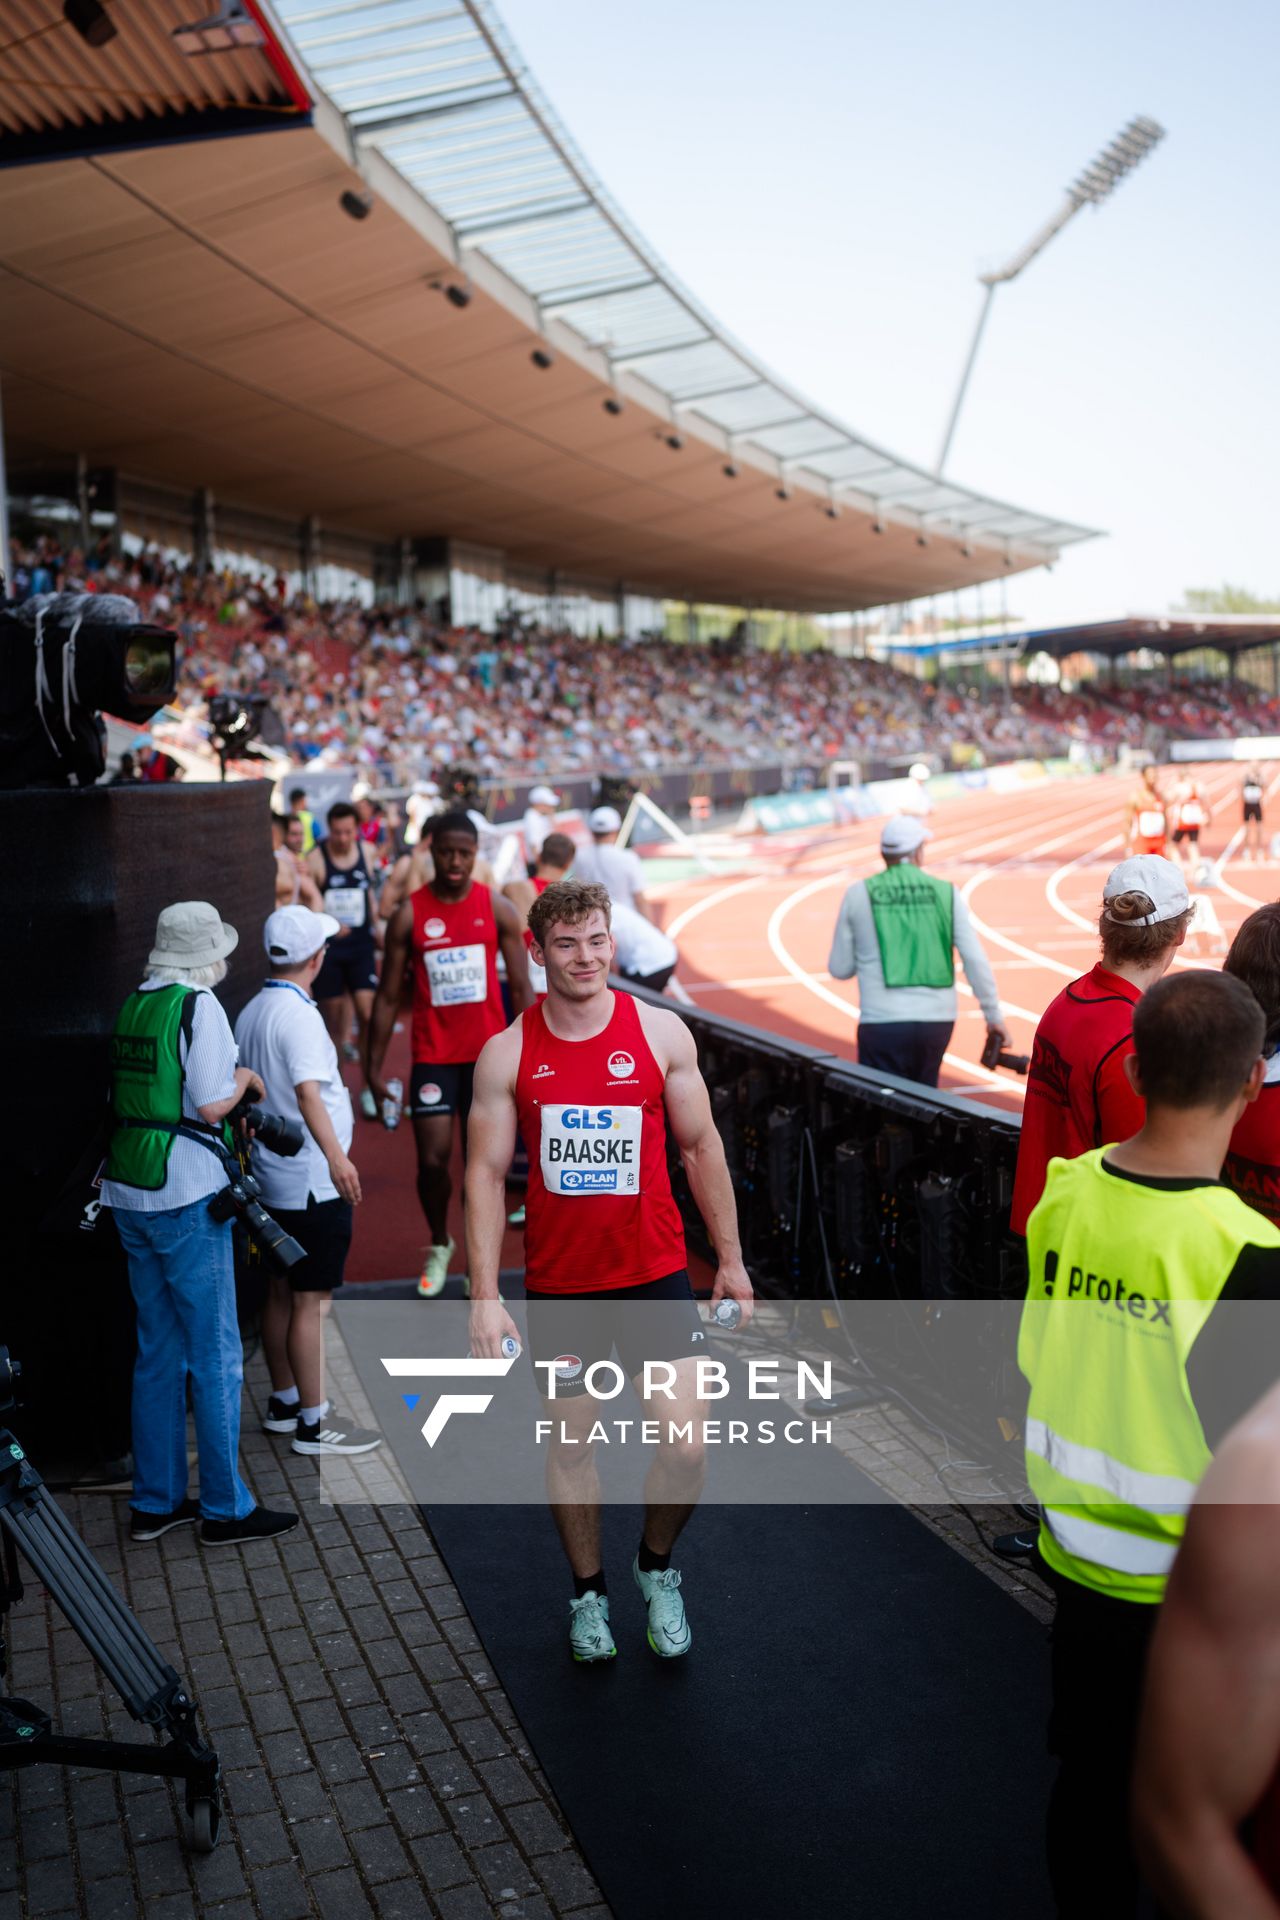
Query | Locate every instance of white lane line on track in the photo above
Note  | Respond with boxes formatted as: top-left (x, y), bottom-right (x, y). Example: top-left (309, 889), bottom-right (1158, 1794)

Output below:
top-left (758, 777), bottom-right (1148, 1092)
top-left (665, 874), bottom-right (765, 942)
top-left (663, 784), bottom-right (1103, 1002)
top-left (764, 867), bottom-right (1032, 1093)
top-left (957, 782), bottom-right (1162, 981)
top-left (1038, 765), bottom-right (1280, 944)
top-left (1203, 768), bottom-right (1280, 910)
top-left (1042, 763), bottom-right (1245, 934)
top-left (670, 772), bottom-right (1138, 1095)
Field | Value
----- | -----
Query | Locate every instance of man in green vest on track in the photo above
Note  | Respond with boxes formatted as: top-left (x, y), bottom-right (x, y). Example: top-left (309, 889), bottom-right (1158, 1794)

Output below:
top-left (827, 812), bottom-right (1008, 1085)
top-left (1020, 968), bottom-right (1280, 1917)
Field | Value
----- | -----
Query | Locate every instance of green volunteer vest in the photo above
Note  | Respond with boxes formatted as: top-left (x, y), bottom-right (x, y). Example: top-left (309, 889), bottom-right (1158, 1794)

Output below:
top-left (1020, 1150), bottom-right (1280, 1603)
top-left (864, 864), bottom-right (955, 989)
top-left (105, 986), bottom-right (210, 1191)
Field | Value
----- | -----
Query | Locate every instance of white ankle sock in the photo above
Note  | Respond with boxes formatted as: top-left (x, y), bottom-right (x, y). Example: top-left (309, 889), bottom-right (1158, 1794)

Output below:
top-left (273, 1385), bottom-right (300, 1407)
top-left (301, 1401), bottom-right (329, 1427)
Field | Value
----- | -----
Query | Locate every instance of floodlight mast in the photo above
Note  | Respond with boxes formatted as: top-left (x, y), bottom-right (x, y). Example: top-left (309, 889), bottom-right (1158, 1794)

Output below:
top-left (936, 116), bottom-right (1165, 477)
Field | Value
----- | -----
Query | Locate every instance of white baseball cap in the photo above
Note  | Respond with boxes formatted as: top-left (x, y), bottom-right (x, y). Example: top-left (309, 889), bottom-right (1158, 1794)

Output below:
top-left (880, 815), bottom-right (931, 857)
top-left (1102, 855), bottom-right (1190, 925)
top-left (351, 780), bottom-right (371, 802)
top-left (529, 785), bottom-right (559, 807)
top-left (148, 901), bottom-right (238, 970)
top-left (264, 905), bottom-right (341, 966)
top-left (590, 805), bottom-right (622, 834)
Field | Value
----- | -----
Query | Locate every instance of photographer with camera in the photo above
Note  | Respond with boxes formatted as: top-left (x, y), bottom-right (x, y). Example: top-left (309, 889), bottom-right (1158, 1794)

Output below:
top-left (101, 902), bottom-right (299, 1547)
top-left (235, 907), bottom-right (382, 1457)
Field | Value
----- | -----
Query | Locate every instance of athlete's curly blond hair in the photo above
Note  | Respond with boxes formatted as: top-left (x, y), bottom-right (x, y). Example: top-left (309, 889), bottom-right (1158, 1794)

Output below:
top-left (527, 879), bottom-right (612, 950)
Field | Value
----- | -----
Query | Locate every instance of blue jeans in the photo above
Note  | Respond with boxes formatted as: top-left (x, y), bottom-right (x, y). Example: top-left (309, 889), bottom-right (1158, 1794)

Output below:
top-left (113, 1199), bottom-right (255, 1520)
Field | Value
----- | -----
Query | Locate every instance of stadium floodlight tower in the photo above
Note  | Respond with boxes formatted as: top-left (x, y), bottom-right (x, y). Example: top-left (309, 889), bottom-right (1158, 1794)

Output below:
top-left (936, 115), bottom-right (1165, 476)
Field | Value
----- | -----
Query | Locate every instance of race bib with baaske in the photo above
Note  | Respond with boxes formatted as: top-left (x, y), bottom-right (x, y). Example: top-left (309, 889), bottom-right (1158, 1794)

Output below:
top-left (1137, 809), bottom-right (1165, 837)
top-left (424, 942), bottom-right (487, 1006)
top-left (539, 1105), bottom-right (642, 1194)
top-left (325, 886), bottom-right (367, 928)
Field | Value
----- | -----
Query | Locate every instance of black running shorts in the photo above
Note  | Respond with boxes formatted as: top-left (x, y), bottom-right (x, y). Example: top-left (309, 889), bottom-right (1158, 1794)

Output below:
top-left (314, 942), bottom-right (378, 998)
top-left (410, 1060), bottom-right (476, 1122)
top-left (524, 1269), bottom-right (706, 1398)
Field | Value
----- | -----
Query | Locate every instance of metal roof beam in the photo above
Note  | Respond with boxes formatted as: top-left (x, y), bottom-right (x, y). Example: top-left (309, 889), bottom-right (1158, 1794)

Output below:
top-left (353, 85), bottom-right (516, 134)
top-left (542, 276), bottom-right (657, 309)
top-left (456, 196), bottom-right (593, 241)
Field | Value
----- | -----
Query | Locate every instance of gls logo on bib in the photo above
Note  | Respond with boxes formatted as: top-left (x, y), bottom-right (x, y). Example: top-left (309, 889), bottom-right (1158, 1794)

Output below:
top-left (540, 1105), bottom-right (641, 1194)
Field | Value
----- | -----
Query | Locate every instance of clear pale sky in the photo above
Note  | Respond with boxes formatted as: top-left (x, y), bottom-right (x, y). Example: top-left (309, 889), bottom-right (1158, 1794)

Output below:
top-left (498, 0), bottom-right (1277, 627)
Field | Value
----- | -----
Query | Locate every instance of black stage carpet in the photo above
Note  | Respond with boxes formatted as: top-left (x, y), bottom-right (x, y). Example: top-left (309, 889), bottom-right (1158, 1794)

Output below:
top-left (425, 1490), bottom-right (1055, 1919)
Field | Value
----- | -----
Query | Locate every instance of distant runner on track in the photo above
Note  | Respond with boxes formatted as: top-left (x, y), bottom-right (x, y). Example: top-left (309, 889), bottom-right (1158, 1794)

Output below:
top-left (1126, 764), bottom-right (1168, 858)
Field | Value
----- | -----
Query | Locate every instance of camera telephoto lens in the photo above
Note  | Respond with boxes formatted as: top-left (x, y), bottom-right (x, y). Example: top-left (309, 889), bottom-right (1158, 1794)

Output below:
top-left (250, 1111), bottom-right (306, 1158)
top-left (242, 1201), bottom-right (307, 1272)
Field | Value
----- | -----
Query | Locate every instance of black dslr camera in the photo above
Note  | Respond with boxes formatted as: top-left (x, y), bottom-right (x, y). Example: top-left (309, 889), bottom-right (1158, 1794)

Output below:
top-left (981, 1032), bottom-right (1032, 1076)
top-left (205, 1092), bottom-right (307, 1272)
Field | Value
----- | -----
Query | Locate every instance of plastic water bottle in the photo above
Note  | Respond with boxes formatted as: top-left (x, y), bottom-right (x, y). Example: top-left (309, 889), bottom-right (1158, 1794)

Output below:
top-left (500, 1335), bottom-right (522, 1359)
top-left (709, 1300), bottom-right (742, 1331)
top-left (381, 1078), bottom-right (403, 1131)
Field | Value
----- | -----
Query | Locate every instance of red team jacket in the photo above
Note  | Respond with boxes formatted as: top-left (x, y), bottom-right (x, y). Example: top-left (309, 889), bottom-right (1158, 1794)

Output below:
top-left (1010, 965), bottom-right (1146, 1235)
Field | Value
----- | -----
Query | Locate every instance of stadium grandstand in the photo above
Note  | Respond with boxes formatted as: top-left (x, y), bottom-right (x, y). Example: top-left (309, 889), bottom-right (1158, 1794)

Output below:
top-left (7, 7), bottom-right (1280, 1920)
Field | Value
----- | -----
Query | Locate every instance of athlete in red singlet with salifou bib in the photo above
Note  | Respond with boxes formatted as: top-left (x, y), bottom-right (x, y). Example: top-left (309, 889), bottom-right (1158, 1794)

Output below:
top-left (369, 812), bottom-right (531, 1297)
top-left (466, 878), bottom-right (752, 1665)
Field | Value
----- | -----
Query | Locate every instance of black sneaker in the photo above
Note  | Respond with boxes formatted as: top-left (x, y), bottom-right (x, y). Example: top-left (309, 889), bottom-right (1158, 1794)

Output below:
top-left (292, 1413), bottom-right (383, 1457)
top-left (200, 1506), bottom-right (299, 1546)
top-left (262, 1394), bottom-right (302, 1435)
top-left (130, 1498), bottom-right (200, 1542)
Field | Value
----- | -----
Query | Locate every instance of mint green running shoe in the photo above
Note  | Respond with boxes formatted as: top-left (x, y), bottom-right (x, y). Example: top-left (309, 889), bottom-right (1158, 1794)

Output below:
top-left (568, 1590), bottom-right (616, 1663)
top-left (633, 1559), bottom-right (692, 1658)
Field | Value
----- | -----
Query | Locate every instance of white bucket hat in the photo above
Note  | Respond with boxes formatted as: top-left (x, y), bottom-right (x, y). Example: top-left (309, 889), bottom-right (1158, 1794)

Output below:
top-left (148, 901), bottom-right (238, 969)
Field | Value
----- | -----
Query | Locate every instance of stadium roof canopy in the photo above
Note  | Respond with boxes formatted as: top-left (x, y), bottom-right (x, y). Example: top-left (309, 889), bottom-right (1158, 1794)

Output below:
top-left (1005, 615), bottom-right (1280, 661)
top-left (0, 0), bottom-right (1098, 611)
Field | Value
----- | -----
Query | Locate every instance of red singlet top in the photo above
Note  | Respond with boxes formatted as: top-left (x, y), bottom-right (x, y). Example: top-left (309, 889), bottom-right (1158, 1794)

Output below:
top-left (1223, 1080), bottom-right (1280, 1227)
top-left (524, 876), bottom-right (551, 999)
top-left (515, 992), bottom-right (686, 1294)
top-left (410, 882), bottom-right (506, 1065)
top-left (1010, 965), bottom-right (1145, 1235)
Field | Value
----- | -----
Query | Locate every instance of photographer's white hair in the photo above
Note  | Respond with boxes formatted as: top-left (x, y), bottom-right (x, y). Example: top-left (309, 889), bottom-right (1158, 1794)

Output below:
top-left (145, 960), bottom-right (228, 989)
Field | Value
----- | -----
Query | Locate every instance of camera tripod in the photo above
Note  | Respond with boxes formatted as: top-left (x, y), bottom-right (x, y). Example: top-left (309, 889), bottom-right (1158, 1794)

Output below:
top-left (0, 1424), bottom-right (222, 1850)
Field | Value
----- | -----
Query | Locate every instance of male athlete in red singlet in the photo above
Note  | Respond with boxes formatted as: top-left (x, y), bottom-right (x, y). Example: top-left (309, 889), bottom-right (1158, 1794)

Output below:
top-left (369, 813), bottom-right (531, 1297)
top-left (466, 879), bottom-right (752, 1665)
top-left (502, 832), bottom-right (575, 1002)
top-left (1135, 1378), bottom-right (1280, 1918)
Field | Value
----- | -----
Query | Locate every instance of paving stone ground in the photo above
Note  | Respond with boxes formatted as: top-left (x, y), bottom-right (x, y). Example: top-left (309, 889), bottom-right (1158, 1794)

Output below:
top-left (0, 1353), bottom-right (612, 1920)
top-left (2, 1319), bottom-right (1048, 1920)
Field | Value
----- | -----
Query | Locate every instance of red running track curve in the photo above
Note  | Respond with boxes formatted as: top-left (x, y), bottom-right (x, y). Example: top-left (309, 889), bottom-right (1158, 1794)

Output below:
top-left (339, 759), bottom-right (1278, 1280)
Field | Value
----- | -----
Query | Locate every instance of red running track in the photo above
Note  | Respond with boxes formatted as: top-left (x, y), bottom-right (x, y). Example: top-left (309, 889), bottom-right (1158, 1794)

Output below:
top-left (339, 759), bottom-right (1277, 1280)
top-left (650, 761), bottom-right (1280, 1117)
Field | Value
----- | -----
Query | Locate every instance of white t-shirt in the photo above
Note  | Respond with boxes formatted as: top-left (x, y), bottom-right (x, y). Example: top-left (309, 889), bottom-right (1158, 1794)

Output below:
top-left (234, 980), bottom-right (353, 1208)
top-left (522, 807), bottom-right (555, 861)
top-left (573, 839), bottom-right (646, 911)
top-left (610, 903), bottom-right (677, 977)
